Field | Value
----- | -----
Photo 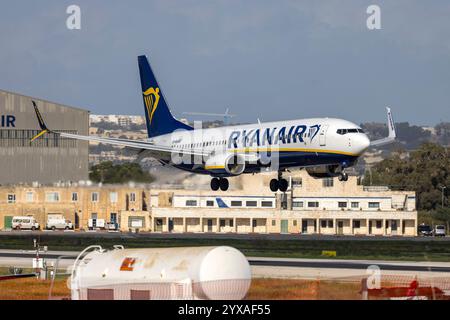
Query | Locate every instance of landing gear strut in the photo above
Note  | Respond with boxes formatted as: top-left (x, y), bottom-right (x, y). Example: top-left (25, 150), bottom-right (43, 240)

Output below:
top-left (338, 172), bottom-right (349, 182)
top-left (270, 171), bottom-right (289, 192)
top-left (211, 178), bottom-right (229, 191)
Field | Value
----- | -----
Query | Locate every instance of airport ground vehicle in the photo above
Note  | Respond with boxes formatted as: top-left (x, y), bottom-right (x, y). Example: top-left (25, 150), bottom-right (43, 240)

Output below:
top-left (434, 225), bottom-right (446, 237)
top-left (418, 224), bottom-right (433, 236)
top-left (12, 216), bottom-right (40, 231)
top-left (46, 216), bottom-right (73, 230)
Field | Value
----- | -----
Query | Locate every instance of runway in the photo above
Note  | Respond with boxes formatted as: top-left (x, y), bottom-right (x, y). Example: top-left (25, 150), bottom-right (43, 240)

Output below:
top-left (1, 249), bottom-right (449, 280)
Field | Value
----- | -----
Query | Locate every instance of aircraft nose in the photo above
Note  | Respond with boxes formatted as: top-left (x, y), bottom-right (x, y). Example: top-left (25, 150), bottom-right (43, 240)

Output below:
top-left (354, 134), bottom-right (370, 154)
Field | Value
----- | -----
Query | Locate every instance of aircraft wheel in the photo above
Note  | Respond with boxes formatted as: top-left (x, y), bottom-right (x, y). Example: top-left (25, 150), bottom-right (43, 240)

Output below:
top-left (219, 178), bottom-right (229, 191)
top-left (211, 178), bottom-right (220, 191)
top-left (279, 179), bottom-right (289, 192)
top-left (338, 173), bottom-right (348, 182)
top-left (270, 179), bottom-right (279, 192)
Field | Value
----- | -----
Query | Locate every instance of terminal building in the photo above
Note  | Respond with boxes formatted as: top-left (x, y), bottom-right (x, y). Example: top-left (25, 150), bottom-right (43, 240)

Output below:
top-left (0, 89), bottom-right (89, 185)
top-left (0, 171), bottom-right (418, 236)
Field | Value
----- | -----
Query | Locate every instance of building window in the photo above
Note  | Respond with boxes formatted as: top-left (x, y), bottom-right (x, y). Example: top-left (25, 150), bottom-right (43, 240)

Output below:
top-left (293, 220), bottom-right (297, 226)
top-left (220, 220), bottom-right (226, 227)
top-left (321, 220), bottom-right (327, 228)
top-left (206, 200), bottom-right (214, 207)
top-left (328, 220), bottom-right (334, 228)
top-left (252, 219), bottom-right (257, 228)
top-left (308, 201), bottom-right (319, 208)
top-left (230, 219), bottom-right (234, 227)
top-left (130, 193), bottom-right (136, 202)
top-left (293, 201), bottom-right (304, 208)
top-left (272, 220), bottom-right (276, 226)
top-left (261, 201), bottom-right (273, 207)
top-left (231, 201), bottom-right (242, 207)
top-left (91, 192), bottom-right (99, 202)
top-left (46, 192), bottom-right (60, 203)
top-left (110, 192), bottom-right (118, 203)
top-left (186, 200), bottom-right (197, 207)
top-left (292, 178), bottom-right (302, 187)
top-left (26, 192), bottom-right (34, 203)
top-left (351, 202), bottom-right (359, 208)
top-left (7, 194), bottom-right (16, 204)
top-left (376, 220), bottom-right (382, 229)
top-left (323, 178), bottom-right (334, 187)
top-left (72, 192), bottom-right (78, 202)
top-left (246, 201), bottom-right (257, 207)
top-left (369, 202), bottom-right (380, 209)
top-left (338, 202), bottom-right (347, 208)
top-left (353, 220), bottom-right (361, 228)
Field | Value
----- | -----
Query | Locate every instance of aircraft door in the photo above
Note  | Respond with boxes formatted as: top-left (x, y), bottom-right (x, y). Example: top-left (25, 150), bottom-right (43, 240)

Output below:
top-left (319, 125), bottom-right (329, 146)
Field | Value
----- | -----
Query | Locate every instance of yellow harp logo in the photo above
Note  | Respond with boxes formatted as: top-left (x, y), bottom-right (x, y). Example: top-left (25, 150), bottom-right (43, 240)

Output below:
top-left (143, 87), bottom-right (160, 125)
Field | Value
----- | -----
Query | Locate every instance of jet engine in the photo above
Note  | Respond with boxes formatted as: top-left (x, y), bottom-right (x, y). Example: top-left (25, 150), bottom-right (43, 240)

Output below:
top-left (205, 154), bottom-right (246, 176)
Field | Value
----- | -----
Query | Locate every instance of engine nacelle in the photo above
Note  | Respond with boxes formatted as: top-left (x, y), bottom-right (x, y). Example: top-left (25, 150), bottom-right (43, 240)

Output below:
top-left (306, 165), bottom-right (342, 179)
top-left (205, 154), bottom-right (246, 176)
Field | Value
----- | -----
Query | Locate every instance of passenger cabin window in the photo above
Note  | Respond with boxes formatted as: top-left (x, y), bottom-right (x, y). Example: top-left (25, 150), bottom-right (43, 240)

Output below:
top-left (337, 128), bottom-right (365, 135)
top-left (351, 202), bottom-right (359, 208)
top-left (206, 200), bottom-right (214, 207)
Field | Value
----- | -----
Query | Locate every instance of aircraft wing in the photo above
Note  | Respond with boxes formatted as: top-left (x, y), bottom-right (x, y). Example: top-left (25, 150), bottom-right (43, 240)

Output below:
top-left (370, 107), bottom-right (397, 147)
top-left (31, 101), bottom-right (207, 157)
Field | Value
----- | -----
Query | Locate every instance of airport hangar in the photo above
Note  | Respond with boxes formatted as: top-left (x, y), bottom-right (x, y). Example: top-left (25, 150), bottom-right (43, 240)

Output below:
top-left (0, 89), bottom-right (89, 185)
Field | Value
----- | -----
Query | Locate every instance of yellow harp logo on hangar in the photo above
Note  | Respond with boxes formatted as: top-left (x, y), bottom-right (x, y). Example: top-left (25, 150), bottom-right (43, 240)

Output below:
top-left (143, 87), bottom-right (160, 125)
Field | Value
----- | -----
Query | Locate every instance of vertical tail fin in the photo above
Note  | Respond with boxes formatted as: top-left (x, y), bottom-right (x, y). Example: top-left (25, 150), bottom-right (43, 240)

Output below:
top-left (138, 55), bottom-right (192, 138)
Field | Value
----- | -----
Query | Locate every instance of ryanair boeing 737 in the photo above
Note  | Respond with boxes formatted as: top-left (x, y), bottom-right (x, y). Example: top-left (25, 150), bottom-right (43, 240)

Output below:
top-left (31, 55), bottom-right (396, 192)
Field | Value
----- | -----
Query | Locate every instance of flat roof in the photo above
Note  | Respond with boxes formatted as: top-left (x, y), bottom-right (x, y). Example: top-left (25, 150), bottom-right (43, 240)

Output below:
top-left (0, 88), bottom-right (90, 114)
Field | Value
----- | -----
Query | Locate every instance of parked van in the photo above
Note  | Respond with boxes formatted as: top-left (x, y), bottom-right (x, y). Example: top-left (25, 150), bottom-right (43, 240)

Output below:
top-left (46, 216), bottom-right (73, 231)
top-left (88, 219), bottom-right (106, 230)
top-left (434, 225), bottom-right (446, 237)
top-left (12, 216), bottom-right (40, 231)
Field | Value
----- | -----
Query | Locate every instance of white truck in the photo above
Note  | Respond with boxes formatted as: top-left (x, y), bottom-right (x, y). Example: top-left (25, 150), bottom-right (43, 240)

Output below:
top-left (12, 216), bottom-right (40, 231)
top-left (46, 216), bottom-right (74, 231)
top-left (88, 219), bottom-right (106, 231)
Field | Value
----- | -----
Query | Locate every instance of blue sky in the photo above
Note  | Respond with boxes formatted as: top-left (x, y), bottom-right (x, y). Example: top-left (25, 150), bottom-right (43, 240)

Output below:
top-left (0, 0), bottom-right (449, 125)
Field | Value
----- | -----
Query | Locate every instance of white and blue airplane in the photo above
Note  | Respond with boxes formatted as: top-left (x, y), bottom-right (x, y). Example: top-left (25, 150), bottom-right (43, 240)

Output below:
top-left (32, 55), bottom-right (396, 192)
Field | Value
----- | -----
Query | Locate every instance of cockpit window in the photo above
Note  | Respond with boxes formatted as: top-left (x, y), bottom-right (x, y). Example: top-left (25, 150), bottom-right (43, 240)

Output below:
top-left (337, 128), bottom-right (365, 135)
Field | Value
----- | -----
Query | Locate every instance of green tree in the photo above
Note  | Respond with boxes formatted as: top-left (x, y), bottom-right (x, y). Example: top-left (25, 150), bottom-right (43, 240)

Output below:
top-left (89, 161), bottom-right (155, 184)
top-left (363, 143), bottom-right (449, 210)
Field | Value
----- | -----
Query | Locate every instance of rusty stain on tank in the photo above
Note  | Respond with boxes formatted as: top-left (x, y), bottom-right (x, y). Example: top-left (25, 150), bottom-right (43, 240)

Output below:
top-left (172, 259), bottom-right (189, 271)
top-left (143, 253), bottom-right (160, 269)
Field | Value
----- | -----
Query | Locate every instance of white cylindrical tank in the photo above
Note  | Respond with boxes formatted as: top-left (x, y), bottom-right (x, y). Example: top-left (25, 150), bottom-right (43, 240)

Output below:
top-left (71, 246), bottom-right (251, 300)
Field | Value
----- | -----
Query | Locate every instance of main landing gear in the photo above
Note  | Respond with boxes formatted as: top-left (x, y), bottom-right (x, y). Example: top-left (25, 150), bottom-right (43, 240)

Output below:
top-left (270, 171), bottom-right (289, 193)
top-left (211, 177), bottom-right (229, 191)
top-left (338, 172), bottom-right (349, 182)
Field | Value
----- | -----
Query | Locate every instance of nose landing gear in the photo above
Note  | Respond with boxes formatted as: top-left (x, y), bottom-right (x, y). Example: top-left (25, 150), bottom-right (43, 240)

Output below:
top-left (269, 171), bottom-right (289, 192)
top-left (338, 172), bottom-right (349, 182)
top-left (211, 177), bottom-right (229, 191)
